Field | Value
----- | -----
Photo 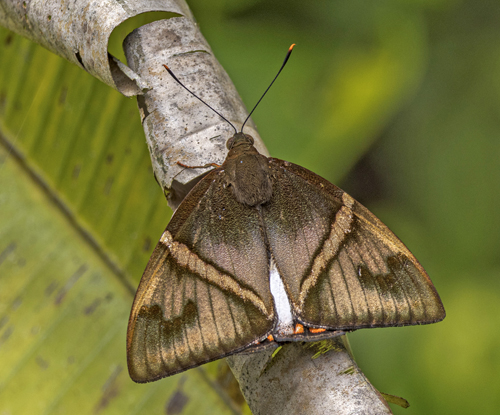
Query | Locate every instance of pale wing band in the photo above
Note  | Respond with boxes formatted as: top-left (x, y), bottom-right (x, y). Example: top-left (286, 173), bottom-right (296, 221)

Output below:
top-left (160, 231), bottom-right (270, 316)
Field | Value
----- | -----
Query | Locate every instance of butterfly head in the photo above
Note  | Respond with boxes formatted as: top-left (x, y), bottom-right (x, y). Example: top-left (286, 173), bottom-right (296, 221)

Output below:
top-left (226, 132), bottom-right (255, 150)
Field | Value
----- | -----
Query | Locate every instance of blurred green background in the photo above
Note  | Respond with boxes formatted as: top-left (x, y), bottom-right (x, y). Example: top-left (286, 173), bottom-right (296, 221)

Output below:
top-left (1, 0), bottom-right (499, 414)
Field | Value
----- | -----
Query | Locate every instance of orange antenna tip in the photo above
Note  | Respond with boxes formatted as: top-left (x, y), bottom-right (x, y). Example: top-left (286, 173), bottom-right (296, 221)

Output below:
top-left (240, 44), bottom-right (295, 131)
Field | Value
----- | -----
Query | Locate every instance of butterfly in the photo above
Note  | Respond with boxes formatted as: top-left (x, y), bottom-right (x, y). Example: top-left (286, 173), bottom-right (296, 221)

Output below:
top-left (126, 45), bottom-right (445, 383)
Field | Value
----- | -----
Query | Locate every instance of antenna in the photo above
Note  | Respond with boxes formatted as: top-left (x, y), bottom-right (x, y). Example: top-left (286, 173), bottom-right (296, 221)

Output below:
top-left (163, 64), bottom-right (237, 134)
top-left (163, 43), bottom-right (295, 134)
top-left (241, 44), bottom-right (295, 132)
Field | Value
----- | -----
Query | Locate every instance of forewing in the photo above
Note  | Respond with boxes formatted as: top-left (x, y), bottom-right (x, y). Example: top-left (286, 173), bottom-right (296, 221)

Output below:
top-left (127, 171), bottom-right (274, 382)
top-left (264, 159), bottom-right (445, 331)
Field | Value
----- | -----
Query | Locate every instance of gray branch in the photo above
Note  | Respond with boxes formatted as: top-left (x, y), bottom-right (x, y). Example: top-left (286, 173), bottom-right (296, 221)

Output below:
top-left (227, 337), bottom-right (392, 414)
top-left (0, 1), bottom-right (393, 413)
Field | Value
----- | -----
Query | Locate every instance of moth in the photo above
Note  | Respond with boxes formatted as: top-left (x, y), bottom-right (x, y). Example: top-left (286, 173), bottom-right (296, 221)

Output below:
top-left (127, 45), bottom-right (445, 383)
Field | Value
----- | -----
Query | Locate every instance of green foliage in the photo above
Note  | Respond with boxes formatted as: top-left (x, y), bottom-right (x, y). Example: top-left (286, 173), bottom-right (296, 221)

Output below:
top-left (1, 0), bottom-right (499, 413)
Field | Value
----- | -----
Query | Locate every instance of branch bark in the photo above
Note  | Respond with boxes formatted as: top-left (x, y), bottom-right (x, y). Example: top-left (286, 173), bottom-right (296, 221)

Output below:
top-left (227, 337), bottom-right (392, 414)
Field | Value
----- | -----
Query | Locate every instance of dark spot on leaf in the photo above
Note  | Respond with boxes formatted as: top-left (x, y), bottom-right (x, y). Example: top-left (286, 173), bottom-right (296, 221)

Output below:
top-left (73, 164), bottom-right (81, 179)
top-left (36, 355), bottom-right (49, 369)
top-left (0, 326), bottom-right (13, 345)
top-left (106, 154), bottom-right (114, 164)
top-left (58, 86), bottom-right (67, 105)
top-left (165, 390), bottom-right (189, 415)
top-left (54, 265), bottom-right (88, 305)
top-left (84, 298), bottom-right (102, 315)
top-left (104, 177), bottom-right (114, 195)
top-left (45, 281), bottom-right (58, 297)
top-left (12, 296), bottom-right (22, 310)
top-left (94, 366), bottom-right (123, 414)
top-left (0, 242), bottom-right (16, 266)
top-left (0, 92), bottom-right (6, 114)
top-left (0, 316), bottom-right (9, 330)
top-left (143, 237), bottom-right (152, 252)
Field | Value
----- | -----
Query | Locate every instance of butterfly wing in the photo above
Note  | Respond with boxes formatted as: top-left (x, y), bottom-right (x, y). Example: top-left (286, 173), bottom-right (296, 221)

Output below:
top-left (263, 159), bottom-right (445, 332)
top-left (127, 170), bottom-right (275, 382)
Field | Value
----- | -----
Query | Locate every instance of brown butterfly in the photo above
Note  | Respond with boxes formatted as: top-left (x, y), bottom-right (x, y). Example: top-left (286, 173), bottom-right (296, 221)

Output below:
top-left (127, 45), bottom-right (445, 383)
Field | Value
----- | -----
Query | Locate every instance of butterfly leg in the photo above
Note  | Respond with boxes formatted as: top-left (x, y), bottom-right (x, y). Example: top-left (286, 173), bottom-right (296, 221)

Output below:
top-left (176, 161), bottom-right (221, 169)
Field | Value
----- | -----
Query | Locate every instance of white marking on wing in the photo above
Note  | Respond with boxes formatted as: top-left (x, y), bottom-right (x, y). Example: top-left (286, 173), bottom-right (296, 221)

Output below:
top-left (269, 258), bottom-right (294, 336)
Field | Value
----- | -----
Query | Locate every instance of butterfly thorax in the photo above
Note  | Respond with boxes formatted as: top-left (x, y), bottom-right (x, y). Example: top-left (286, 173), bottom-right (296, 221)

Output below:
top-left (223, 133), bottom-right (273, 207)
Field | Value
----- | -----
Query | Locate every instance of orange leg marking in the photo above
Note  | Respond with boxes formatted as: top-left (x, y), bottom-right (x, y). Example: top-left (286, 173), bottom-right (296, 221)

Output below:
top-left (267, 334), bottom-right (275, 342)
top-left (309, 328), bottom-right (326, 334)
top-left (293, 323), bottom-right (305, 334)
